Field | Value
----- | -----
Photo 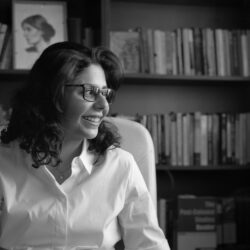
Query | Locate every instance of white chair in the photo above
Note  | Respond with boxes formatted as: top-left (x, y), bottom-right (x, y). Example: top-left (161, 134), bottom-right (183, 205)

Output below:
top-left (105, 116), bottom-right (157, 208)
top-left (106, 117), bottom-right (157, 250)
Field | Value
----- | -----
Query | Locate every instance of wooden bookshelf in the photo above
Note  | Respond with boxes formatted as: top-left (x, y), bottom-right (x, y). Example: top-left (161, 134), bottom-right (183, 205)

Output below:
top-left (157, 165), bottom-right (250, 171)
top-left (1, 0), bottom-right (250, 249)
top-left (102, 0), bottom-right (250, 249)
top-left (123, 74), bottom-right (250, 85)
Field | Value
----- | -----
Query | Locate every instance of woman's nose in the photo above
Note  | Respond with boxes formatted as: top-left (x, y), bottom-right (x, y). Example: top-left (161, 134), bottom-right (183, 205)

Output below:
top-left (94, 93), bottom-right (109, 110)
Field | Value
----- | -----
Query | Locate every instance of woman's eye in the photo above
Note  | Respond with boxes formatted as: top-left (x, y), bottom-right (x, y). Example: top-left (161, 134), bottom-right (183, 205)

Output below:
top-left (88, 89), bottom-right (94, 95)
top-left (90, 88), bottom-right (99, 95)
top-left (84, 89), bottom-right (94, 97)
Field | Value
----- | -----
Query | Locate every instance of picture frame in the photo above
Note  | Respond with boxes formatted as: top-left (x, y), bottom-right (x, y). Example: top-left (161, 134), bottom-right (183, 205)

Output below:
top-left (12, 0), bottom-right (67, 69)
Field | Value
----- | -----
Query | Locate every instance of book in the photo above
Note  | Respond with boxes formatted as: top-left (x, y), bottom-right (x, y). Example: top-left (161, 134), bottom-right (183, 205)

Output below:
top-left (163, 113), bottom-right (171, 165)
top-left (83, 27), bottom-right (94, 48)
top-left (170, 112), bottom-right (177, 166)
top-left (235, 195), bottom-right (250, 245)
top-left (207, 114), bottom-right (213, 165)
top-left (182, 113), bottom-right (191, 166)
top-left (200, 114), bottom-right (208, 166)
top-left (137, 27), bottom-right (150, 73)
top-left (230, 30), bottom-right (241, 76)
top-left (182, 28), bottom-right (192, 75)
top-left (0, 23), bottom-right (8, 56)
top-left (240, 30), bottom-right (249, 76)
top-left (165, 30), bottom-right (176, 75)
top-left (220, 113), bottom-right (227, 164)
top-left (0, 30), bottom-right (12, 69)
top-left (150, 114), bottom-right (159, 164)
top-left (176, 28), bottom-right (184, 75)
top-left (153, 29), bottom-right (167, 74)
top-left (246, 113), bottom-right (250, 165)
top-left (205, 28), bottom-right (217, 76)
top-left (194, 111), bottom-right (201, 166)
top-left (67, 17), bottom-right (82, 44)
top-left (176, 112), bottom-right (183, 166)
top-left (175, 195), bottom-right (217, 250)
top-left (110, 30), bottom-right (140, 73)
top-left (212, 113), bottom-right (220, 166)
top-left (221, 197), bottom-right (237, 245)
top-left (157, 114), bottom-right (163, 162)
top-left (215, 29), bottom-right (226, 76)
top-left (193, 27), bottom-right (204, 75)
top-left (158, 198), bottom-right (168, 236)
top-left (223, 29), bottom-right (231, 76)
top-left (147, 28), bottom-right (155, 74)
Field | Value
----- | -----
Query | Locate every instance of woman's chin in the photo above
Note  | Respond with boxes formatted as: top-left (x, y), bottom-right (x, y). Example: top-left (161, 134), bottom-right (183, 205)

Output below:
top-left (81, 129), bottom-right (99, 140)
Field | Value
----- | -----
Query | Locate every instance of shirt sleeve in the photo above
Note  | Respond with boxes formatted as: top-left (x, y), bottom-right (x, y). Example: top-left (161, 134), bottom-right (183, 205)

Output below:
top-left (118, 155), bottom-right (171, 250)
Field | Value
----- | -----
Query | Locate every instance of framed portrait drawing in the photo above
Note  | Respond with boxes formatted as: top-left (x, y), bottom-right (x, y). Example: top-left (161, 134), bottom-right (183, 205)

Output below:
top-left (12, 0), bottom-right (67, 69)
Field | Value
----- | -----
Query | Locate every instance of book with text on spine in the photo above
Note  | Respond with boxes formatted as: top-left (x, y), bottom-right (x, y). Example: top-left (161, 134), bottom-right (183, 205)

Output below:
top-left (110, 30), bottom-right (140, 73)
top-left (175, 195), bottom-right (217, 250)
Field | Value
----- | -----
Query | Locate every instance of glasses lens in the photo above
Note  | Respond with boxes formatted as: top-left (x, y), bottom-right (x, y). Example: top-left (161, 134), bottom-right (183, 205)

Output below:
top-left (83, 85), bottom-right (97, 102)
top-left (83, 84), bottom-right (115, 104)
top-left (105, 89), bottom-right (115, 104)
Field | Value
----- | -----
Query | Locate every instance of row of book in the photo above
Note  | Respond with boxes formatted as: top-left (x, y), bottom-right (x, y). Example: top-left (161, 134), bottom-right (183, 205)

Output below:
top-left (158, 194), bottom-right (250, 250)
top-left (110, 27), bottom-right (250, 77)
top-left (128, 112), bottom-right (250, 167)
top-left (0, 22), bottom-right (12, 70)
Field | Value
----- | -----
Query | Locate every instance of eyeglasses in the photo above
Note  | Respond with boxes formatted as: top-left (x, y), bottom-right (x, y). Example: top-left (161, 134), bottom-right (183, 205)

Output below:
top-left (65, 84), bottom-right (116, 104)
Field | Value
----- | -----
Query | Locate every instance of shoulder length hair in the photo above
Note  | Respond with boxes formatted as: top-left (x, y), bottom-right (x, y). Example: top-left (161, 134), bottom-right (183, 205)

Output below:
top-left (0, 42), bottom-right (123, 168)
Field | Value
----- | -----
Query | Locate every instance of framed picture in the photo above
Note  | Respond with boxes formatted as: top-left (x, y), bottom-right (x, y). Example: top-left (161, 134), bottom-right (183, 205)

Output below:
top-left (12, 0), bottom-right (67, 69)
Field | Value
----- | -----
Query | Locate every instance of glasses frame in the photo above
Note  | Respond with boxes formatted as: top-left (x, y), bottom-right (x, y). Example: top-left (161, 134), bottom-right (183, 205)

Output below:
top-left (65, 84), bottom-right (116, 104)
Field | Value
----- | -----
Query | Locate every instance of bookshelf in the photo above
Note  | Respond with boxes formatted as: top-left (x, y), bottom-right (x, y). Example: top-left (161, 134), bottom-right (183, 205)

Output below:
top-left (102, 0), bottom-right (250, 249)
top-left (1, 0), bottom-right (250, 249)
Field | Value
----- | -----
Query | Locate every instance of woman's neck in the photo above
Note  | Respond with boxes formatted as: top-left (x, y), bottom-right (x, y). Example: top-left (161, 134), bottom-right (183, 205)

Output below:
top-left (60, 138), bottom-right (85, 170)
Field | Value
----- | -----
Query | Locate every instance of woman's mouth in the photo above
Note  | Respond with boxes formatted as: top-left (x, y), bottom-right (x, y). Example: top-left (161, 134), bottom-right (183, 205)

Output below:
top-left (82, 116), bottom-right (102, 124)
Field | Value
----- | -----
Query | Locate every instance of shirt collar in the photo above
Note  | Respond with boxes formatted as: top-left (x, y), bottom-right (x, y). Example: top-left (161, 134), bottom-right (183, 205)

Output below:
top-left (78, 139), bottom-right (95, 175)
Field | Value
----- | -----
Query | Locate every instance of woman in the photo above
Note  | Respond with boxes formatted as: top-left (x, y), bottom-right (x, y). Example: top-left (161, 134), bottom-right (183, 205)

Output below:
top-left (0, 42), bottom-right (170, 250)
top-left (21, 14), bottom-right (55, 53)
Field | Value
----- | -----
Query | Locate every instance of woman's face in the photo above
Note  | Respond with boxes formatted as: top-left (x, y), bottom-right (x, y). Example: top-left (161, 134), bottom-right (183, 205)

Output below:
top-left (61, 64), bottom-right (110, 140)
top-left (22, 23), bottom-right (43, 45)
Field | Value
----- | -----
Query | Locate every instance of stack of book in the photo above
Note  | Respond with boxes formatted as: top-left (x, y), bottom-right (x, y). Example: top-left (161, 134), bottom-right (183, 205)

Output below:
top-left (158, 194), bottom-right (250, 250)
top-left (139, 112), bottom-right (250, 167)
top-left (110, 27), bottom-right (250, 77)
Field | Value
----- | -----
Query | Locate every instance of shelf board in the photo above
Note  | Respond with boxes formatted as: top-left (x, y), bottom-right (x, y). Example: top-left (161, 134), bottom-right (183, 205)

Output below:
top-left (157, 165), bottom-right (250, 171)
top-left (0, 69), bottom-right (29, 81)
top-left (0, 69), bottom-right (29, 75)
top-left (1, 70), bottom-right (250, 86)
top-left (122, 73), bottom-right (250, 85)
top-left (112, 0), bottom-right (249, 7)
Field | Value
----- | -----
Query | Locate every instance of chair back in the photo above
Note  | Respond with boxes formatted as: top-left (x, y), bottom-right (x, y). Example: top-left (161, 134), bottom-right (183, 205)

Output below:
top-left (106, 117), bottom-right (157, 208)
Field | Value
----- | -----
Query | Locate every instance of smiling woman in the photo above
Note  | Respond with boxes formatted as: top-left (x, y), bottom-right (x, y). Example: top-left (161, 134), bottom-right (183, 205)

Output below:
top-left (0, 42), bottom-right (170, 250)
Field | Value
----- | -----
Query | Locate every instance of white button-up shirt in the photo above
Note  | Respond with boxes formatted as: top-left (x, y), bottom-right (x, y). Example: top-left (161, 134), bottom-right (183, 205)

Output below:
top-left (0, 140), bottom-right (170, 250)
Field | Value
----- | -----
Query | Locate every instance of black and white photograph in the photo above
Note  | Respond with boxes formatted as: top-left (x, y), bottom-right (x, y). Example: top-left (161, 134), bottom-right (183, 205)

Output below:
top-left (12, 0), bottom-right (67, 69)
top-left (0, 1), bottom-right (250, 250)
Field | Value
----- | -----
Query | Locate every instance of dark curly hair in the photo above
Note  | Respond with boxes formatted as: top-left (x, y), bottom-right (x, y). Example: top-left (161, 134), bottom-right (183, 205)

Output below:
top-left (0, 42), bottom-right (123, 168)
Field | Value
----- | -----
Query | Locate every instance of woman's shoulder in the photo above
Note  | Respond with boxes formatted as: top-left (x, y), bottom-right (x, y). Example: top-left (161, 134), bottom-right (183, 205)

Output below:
top-left (107, 146), bottom-right (135, 162)
top-left (105, 146), bottom-right (137, 174)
